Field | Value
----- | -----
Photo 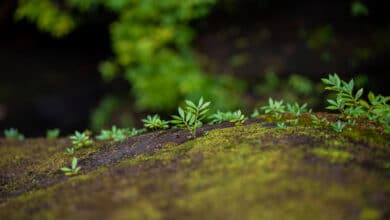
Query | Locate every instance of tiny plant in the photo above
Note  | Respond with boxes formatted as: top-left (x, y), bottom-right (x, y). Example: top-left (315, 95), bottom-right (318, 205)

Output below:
top-left (322, 73), bottom-right (363, 115)
top-left (70, 131), bottom-right (93, 149)
top-left (128, 128), bottom-right (146, 136)
top-left (64, 147), bottom-right (75, 155)
top-left (46, 128), bottom-right (60, 139)
top-left (251, 109), bottom-right (260, 118)
top-left (142, 114), bottom-right (169, 130)
top-left (4, 128), bottom-right (24, 141)
top-left (310, 114), bottom-right (329, 125)
top-left (171, 97), bottom-right (210, 138)
top-left (286, 102), bottom-right (309, 116)
top-left (331, 120), bottom-right (345, 133)
top-left (322, 73), bottom-right (390, 132)
top-left (60, 157), bottom-right (81, 176)
top-left (209, 110), bottom-right (247, 125)
top-left (276, 123), bottom-right (287, 129)
top-left (287, 118), bottom-right (299, 126)
top-left (96, 126), bottom-right (131, 142)
top-left (261, 98), bottom-right (285, 119)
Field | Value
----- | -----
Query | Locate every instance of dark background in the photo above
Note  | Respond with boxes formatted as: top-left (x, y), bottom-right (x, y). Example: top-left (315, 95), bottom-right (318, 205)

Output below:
top-left (0, 0), bottom-right (389, 136)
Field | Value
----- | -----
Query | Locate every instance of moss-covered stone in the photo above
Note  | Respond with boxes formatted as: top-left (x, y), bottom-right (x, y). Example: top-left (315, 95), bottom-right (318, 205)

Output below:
top-left (0, 119), bottom-right (389, 219)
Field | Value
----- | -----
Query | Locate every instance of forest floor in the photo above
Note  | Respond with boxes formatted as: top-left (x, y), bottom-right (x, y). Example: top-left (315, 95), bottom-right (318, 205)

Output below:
top-left (0, 114), bottom-right (389, 220)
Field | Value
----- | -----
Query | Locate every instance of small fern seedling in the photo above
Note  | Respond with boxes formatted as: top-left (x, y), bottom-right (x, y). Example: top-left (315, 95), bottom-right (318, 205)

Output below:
top-left (261, 98), bottom-right (286, 119)
top-left (142, 114), bottom-right (169, 130)
top-left (209, 110), bottom-right (247, 125)
top-left (310, 114), bottom-right (329, 125)
top-left (4, 128), bottom-right (25, 141)
top-left (171, 97), bottom-right (210, 138)
top-left (60, 157), bottom-right (81, 176)
top-left (286, 102), bottom-right (309, 116)
top-left (70, 131), bottom-right (93, 149)
top-left (64, 147), bottom-right (75, 155)
top-left (276, 123), bottom-right (287, 129)
top-left (46, 128), bottom-right (60, 139)
top-left (330, 120), bottom-right (345, 133)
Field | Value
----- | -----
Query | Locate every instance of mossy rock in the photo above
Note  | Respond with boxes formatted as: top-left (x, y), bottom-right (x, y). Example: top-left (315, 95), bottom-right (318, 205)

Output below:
top-left (0, 116), bottom-right (389, 220)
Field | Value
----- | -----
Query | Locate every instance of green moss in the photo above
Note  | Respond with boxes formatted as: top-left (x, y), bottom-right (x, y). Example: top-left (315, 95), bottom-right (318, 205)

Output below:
top-left (1, 121), bottom-right (389, 219)
top-left (312, 148), bottom-right (352, 163)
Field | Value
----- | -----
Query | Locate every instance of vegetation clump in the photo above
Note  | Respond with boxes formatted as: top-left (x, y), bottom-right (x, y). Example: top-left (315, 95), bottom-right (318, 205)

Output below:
top-left (3, 128), bottom-right (25, 141)
top-left (322, 73), bottom-right (390, 133)
top-left (142, 115), bottom-right (170, 130)
top-left (209, 110), bottom-right (247, 125)
top-left (46, 128), bottom-right (60, 139)
top-left (96, 126), bottom-right (144, 142)
top-left (70, 131), bottom-right (94, 149)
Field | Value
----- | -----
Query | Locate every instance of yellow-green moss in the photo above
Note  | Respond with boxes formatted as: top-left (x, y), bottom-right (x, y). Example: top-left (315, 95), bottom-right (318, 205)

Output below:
top-left (312, 148), bottom-right (352, 163)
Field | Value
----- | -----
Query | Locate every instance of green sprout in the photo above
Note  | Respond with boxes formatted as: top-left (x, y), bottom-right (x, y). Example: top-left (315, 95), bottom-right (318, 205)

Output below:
top-left (128, 128), bottom-right (146, 136)
top-left (209, 110), bottom-right (247, 125)
top-left (46, 128), bottom-right (60, 139)
top-left (96, 126), bottom-right (145, 142)
top-left (64, 147), bottom-right (75, 155)
top-left (310, 114), bottom-right (329, 125)
top-left (60, 157), bottom-right (81, 176)
top-left (322, 73), bottom-right (364, 115)
top-left (4, 128), bottom-right (25, 141)
top-left (287, 118), bottom-right (299, 126)
top-left (347, 119), bottom-right (356, 126)
top-left (276, 123), bottom-right (287, 129)
top-left (251, 109), bottom-right (260, 118)
top-left (171, 97), bottom-right (210, 138)
top-left (286, 102), bottom-right (309, 116)
top-left (261, 98), bottom-right (285, 119)
top-left (70, 131), bottom-right (93, 149)
top-left (142, 114), bottom-right (169, 130)
top-left (330, 120), bottom-right (345, 133)
top-left (97, 126), bottom-right (127, 142)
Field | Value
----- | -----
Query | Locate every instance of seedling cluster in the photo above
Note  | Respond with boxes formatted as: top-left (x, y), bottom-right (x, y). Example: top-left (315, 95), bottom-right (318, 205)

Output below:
top-left (2, 74), bottom-right (389, 177)
top-left (4, 128), bottom-right (24, 141)
top-left (96, 126), bottom-right (144, 142)
top-left (209, 110), bottom-right (247, 125)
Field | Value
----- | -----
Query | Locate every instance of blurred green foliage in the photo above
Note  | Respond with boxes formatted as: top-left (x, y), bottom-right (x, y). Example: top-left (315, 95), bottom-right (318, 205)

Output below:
top-left (15, 0), bottom-right (244, 117)
top-left (254, 71), bottom-right (322, 108)
top-left (351, 1), bottom-right (369, 17)
top-left (305, 25), bottom-right (335, 50)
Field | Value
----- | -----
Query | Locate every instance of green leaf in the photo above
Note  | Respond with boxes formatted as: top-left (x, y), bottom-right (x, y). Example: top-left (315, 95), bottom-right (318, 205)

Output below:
top-left (359, 100), bottom-right (370, 109)
top-left (61, 167), bottom-right (71, 172)
top-left (185, 100), bottom-right (197, 109)
top-left (178, 107), bottom-right (185, 118)
top-left (71, 157), bottom-right (78, 169)
top-left (201, 102), bottom-right (211, 110)
top-left (326, 106), bottom-right (339, 110)
top-left (368, 91), bottom-right (375, 103)
top-left (198, 97), bottom-right (204, 107)
top-left (355, 88), bottom-right (363, 100)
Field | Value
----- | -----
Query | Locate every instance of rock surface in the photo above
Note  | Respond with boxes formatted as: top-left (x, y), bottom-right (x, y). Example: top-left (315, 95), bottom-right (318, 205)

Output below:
top-left (0, 116), bottom-right (389, 220)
